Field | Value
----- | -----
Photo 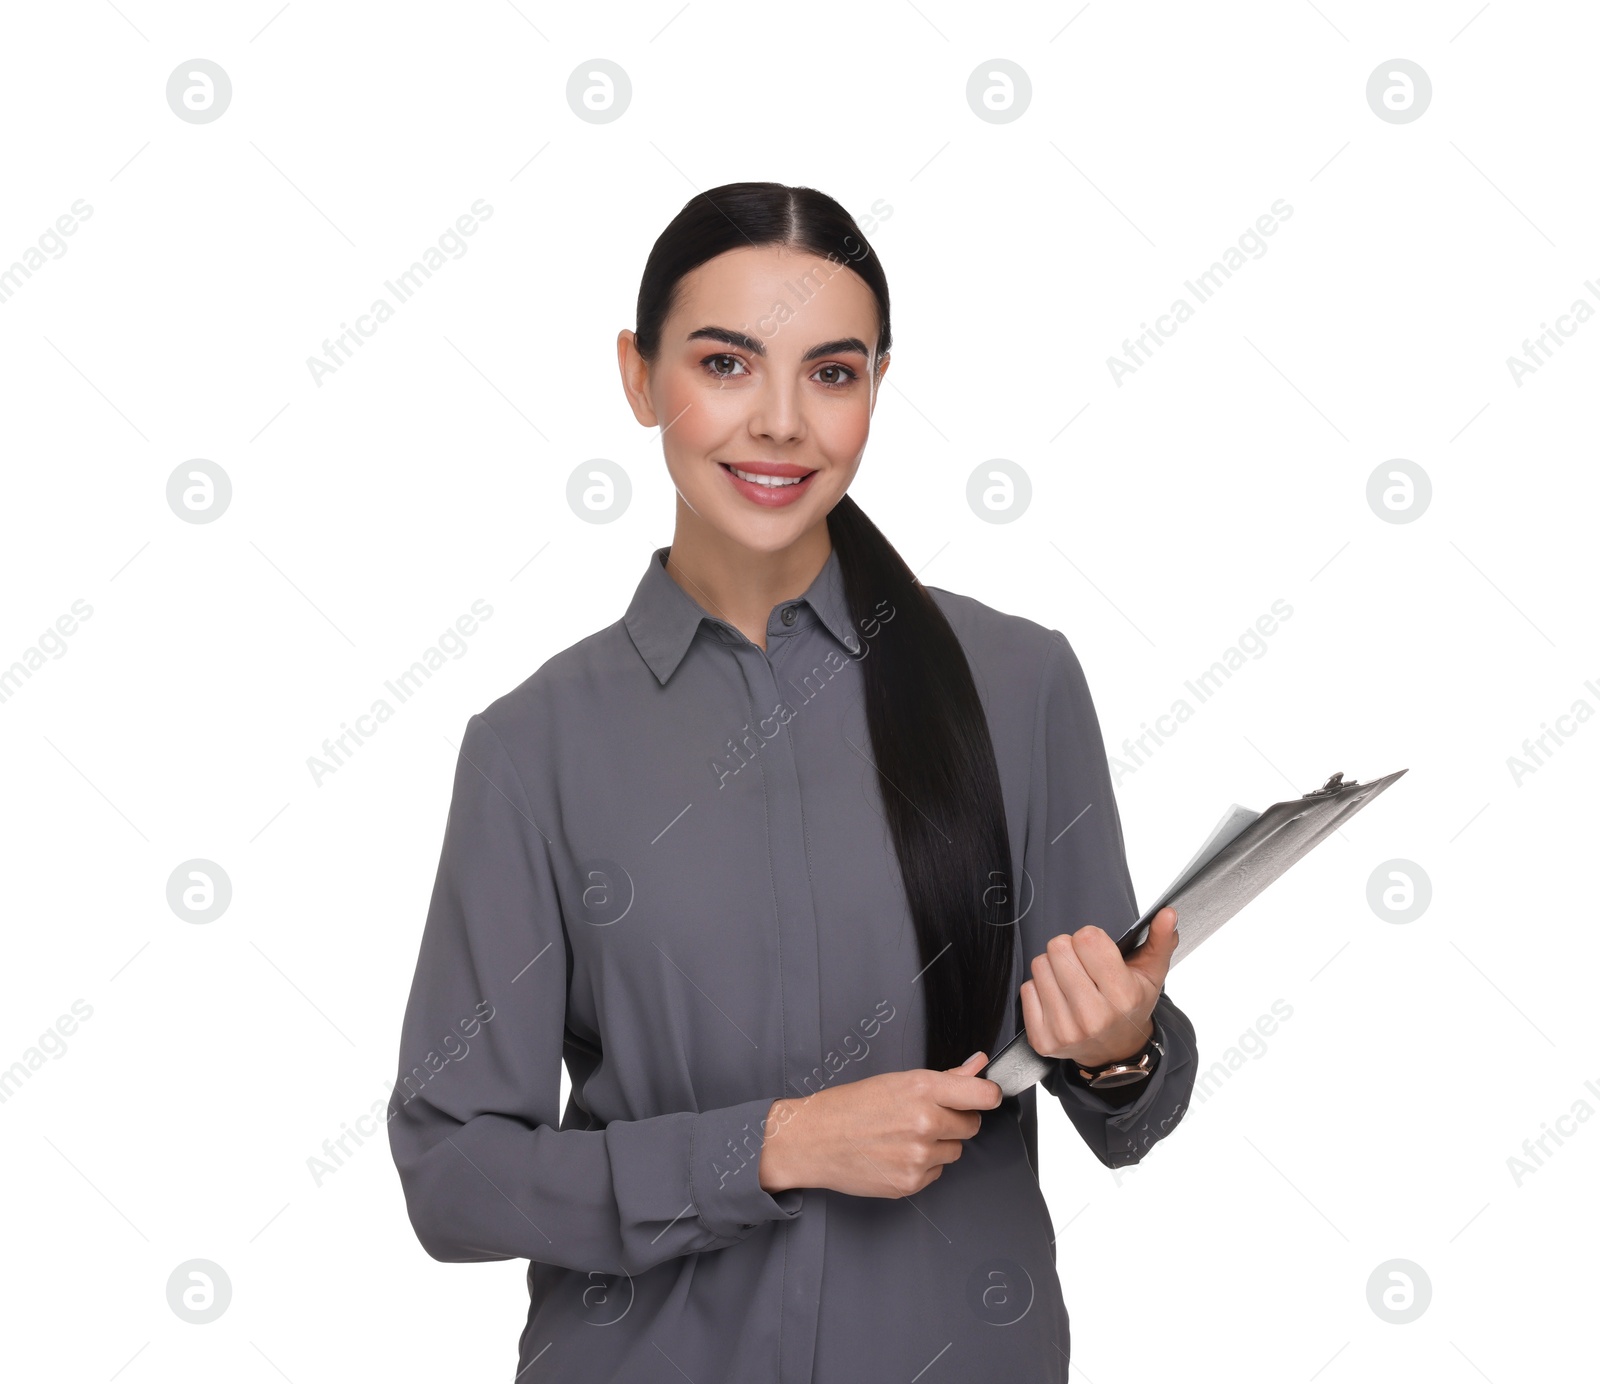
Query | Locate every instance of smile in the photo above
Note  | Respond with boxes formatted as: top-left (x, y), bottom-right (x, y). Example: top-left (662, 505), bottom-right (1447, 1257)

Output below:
top-left (717, 462), bottom-right (818, 507)
top-left (728, 466), bottom-right (806, 487)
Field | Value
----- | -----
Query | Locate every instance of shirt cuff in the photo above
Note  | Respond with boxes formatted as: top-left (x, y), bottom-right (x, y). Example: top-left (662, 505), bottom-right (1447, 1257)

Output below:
top-left (691, 1096), bottom-right (805, 1237)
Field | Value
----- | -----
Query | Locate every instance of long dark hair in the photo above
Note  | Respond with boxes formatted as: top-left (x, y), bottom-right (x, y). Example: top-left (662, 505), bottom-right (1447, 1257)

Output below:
top-left (633, 182), bottom-right (1016, 1073)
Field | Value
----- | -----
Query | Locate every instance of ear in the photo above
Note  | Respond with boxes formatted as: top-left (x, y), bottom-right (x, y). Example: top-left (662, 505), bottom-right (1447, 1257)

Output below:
top-left (869, 350), bottom-right (890, 413)
top-left (617, 329), bottom-right (660, 427)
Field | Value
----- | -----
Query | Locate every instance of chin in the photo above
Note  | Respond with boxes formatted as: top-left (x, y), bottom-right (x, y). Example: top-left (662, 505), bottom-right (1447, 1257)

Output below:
top-left (705, 499), bottom-right (817, 543)
top-left (717, 517), bottom-right (814, 553)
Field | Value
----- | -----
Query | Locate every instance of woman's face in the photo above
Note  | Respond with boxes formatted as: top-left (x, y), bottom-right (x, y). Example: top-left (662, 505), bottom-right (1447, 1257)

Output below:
top-left (619, 243), bottom-right (888, 556)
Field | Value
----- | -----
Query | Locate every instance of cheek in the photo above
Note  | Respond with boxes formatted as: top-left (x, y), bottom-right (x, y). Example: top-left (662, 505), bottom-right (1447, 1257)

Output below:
top-left (815, 401), bottom-right (872, 466)
top-left (656, 372), bottom-right (739, 455)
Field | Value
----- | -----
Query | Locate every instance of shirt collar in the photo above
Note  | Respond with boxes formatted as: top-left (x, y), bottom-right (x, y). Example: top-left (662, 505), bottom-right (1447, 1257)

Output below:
top-left (623, 544), bottom-right (860, 685)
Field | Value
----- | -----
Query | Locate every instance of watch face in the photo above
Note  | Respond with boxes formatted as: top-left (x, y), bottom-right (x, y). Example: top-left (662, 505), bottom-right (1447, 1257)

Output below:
top-left (1089, 1068), bottom-right (1151, 1089)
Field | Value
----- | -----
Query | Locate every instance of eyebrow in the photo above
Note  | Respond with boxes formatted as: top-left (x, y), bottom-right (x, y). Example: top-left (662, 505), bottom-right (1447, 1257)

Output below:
top-left (686, 326), bottom-right (871, 363)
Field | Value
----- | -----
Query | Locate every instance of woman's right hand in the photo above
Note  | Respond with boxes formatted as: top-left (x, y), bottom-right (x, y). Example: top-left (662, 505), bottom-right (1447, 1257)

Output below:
top-left (758, 1052), bottom-right (1001, 1199)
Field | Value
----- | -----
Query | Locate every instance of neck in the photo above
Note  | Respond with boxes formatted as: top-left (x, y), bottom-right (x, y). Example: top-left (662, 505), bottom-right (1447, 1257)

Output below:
top-left (663, 503), bottom-right (832, 652)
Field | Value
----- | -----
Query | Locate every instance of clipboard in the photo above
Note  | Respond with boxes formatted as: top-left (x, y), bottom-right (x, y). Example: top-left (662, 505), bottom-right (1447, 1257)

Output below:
top-left (979, 768), bottom-right (1408, 1097)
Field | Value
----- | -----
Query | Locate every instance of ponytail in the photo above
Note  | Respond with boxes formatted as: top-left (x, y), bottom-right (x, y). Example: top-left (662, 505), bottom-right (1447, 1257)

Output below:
top-left (827, 494), bottom-right (1017, 1070)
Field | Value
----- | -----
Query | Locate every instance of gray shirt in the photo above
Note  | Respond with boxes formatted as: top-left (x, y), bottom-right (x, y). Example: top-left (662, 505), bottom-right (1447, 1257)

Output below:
top-left (389, 543), bottom-right (1198, 1383)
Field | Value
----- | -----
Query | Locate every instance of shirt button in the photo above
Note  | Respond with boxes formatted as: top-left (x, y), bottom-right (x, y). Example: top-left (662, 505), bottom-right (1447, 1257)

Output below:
top-left (780, 605), bottom-right (798, 626)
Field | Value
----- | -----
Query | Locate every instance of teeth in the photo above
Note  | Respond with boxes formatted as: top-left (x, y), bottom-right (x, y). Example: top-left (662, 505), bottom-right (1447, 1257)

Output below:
top-left (729, 466), bottom-right (808, 488)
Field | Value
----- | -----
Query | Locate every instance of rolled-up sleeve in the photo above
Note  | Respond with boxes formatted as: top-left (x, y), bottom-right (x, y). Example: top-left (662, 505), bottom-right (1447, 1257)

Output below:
top-left (1022, 629), bottom-right (1198, 1168)
top-left (387, 711), bottom-right (803, 1275)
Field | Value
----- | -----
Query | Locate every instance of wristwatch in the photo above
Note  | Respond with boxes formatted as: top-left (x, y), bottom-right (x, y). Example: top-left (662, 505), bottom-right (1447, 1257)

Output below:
top-left (1072, 1028), bottom-right (1163, 1090)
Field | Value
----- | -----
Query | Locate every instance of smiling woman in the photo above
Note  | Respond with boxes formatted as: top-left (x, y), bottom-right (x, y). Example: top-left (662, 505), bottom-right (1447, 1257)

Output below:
top-left (388, 181), bottom-right (1197, 1384)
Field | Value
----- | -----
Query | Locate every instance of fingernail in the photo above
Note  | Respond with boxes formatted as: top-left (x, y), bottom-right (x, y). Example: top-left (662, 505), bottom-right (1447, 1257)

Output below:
top-left (965, 1050), bottom-right (982, 1064)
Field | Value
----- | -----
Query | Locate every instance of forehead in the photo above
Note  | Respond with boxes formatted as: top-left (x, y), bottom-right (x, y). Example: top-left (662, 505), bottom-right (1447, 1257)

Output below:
top-left (667, 244), bottom-right (879, 342)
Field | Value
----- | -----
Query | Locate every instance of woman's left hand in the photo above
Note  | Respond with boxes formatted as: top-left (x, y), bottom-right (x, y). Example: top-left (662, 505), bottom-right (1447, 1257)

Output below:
top-left (1020, 906), bottom-right (1179, 1069)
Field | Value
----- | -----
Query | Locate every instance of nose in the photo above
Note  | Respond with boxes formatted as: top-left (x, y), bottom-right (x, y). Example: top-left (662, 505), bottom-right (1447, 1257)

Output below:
top-left (747, 372), bottom-right (803, 445)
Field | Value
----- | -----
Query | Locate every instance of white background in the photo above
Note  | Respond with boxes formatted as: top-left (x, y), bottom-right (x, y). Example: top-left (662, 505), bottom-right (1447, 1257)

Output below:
top-left (1, 1), bottom-right (1595, 1380)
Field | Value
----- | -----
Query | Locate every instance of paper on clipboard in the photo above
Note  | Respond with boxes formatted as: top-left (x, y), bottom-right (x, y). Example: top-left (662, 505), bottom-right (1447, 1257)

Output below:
top-left (1152, 802), bottom-right (1259, 908)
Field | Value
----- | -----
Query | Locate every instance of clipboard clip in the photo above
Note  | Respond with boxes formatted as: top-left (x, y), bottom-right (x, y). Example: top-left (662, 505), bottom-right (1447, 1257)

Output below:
top-left (1303, 771), bottom-right (1355, 797)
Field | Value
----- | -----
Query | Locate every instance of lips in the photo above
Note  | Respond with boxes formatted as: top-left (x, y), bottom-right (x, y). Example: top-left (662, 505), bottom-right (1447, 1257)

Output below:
top-left (717, 461), bottom-right (818, 508)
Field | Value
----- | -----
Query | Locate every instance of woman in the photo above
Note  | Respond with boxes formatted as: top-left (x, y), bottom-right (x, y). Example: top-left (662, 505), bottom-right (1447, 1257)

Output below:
top-left (388, 181), bottom-right (1197, 1382)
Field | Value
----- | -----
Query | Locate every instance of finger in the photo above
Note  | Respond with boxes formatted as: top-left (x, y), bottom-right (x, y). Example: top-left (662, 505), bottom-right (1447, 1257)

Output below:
top-left (932, 1104), bottom-right (986, 1143)
top-left (1019, 974), bottom-right (1055, 1056)
top-left (1125, 906), bottom-right (1179, 987)
top-left (1072, 922), bottom-right (1139, 998)
top-left (942, 1050), bottom-right (987, 1075)
top-left (1035, 935), bottom-right (1111, 1042)
top-left (926, 1106), bottom-right (984, 1141)
top-left (1025, 951), bottom-right (1077, 1050)
top-left (933, 1072), bottom-right (1002, 1111)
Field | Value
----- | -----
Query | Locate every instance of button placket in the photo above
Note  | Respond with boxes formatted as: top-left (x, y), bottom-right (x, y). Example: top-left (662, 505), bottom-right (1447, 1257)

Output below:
top-left (729, 634), bottom-right (827, 1384)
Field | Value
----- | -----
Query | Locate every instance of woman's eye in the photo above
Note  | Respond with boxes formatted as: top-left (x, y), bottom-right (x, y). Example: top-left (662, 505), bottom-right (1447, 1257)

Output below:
top-left (702, 353), bottom-right (748, 380)
top-left (814, 364), bottom-right (858, 389)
